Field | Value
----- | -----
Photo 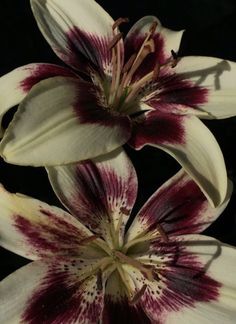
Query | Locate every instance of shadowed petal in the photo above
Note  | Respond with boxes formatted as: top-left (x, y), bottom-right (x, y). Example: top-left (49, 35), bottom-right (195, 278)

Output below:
top-left (0, 77), bottom-right (131, 166)
top-left (129, 111), bottom-right (227, 207)
top-left (135, 235), bottom-right (236, 323)
top-left (173, 56), bottom-right (236, 119)
top-left (47, 148), bottom-right (137, 247)
top-left (125, 16), bottom-right (184, 81)
top-left (0, 258), bottom-right (106, 324)
top-left (0, 63), bottom-right (75, 137)
top-left (30, 0), bottom-right (118, 75)
top-left (0, 184), bottom-right (94, 260)
top-left (126, 169), bottom-right (232, 242)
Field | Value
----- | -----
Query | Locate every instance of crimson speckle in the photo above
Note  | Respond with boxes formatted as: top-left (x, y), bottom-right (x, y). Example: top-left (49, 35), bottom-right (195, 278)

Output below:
top-left (22, 267), bottom-right (103, 324)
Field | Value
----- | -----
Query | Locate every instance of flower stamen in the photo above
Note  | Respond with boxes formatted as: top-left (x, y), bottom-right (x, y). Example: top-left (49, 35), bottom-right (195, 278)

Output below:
top-left (114, 250), bottom-right (154, 281)
top-left (130, 284), bottom-right (147, 305)
top-left (108, 33), bottom-right (123, 51)
top-left (112, 17), bottom-right (129, 30)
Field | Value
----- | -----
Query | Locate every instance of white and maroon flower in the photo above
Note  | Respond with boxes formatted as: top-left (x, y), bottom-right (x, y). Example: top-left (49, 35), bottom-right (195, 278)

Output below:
top-left (0, 148), bottom-right (235, 323)
top-left (1, 0), bottom-right (236, 206)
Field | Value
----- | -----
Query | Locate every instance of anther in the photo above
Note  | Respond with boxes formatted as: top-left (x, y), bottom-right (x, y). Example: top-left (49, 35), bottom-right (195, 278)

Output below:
top-left (171, 49), bottom-right (178, 60)
top-left (149, 21), bottom-right (158, 36)
top-left (113, 17), bottom-right (129, 30)
top-left (130, 285), bottom-right (147, 305)
top-left (171, 50), bottom-right (178, 67)
top-left (157, 224), bottom-right (169, 242)
top-left (108, 33), bottom-right (123, 50)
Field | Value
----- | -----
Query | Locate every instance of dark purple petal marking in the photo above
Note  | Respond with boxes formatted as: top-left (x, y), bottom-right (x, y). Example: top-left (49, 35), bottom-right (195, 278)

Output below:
top-left (20, 64), bottom-right (75, 92)
top-left (142, 239), bottom-right (221, 322)
top-left (64, 27), bottom-right (112, 74)
top-left (129, 111), bottom-right (185, 149)
top-left (72, 80), bottom-right (131, 133)
top-left (103, 296), bottom-right (151, 324)
top-left (14, 210), bottom-right (88, 257)
top-left (66, 159), bottom-right (136, 233)
top-left (125, 34), bottom-right (165, 82)
top-left (147, 73), bottom-right (209, 112)
top-left (137, 171), bottom-right (214, 236)
top-left (22, 265), bottom-right (103, 324)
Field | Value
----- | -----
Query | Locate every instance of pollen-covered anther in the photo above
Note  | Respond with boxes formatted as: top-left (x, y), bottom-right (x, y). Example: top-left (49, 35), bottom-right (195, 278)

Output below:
top-left (112, 17), bottom-right (129, 30)
top-left (108, 33), bottom-right (123, 51)
top-left (149, 21), bottom-right (158, 36)
top-left (130, 284), bottom-right (147, 305)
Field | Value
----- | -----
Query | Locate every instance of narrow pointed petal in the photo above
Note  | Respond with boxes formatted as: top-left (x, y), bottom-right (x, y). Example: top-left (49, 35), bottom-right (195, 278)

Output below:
top-left (129, 111), bottom-right (227, 206)
top-left (47, 148), bottom-right (137, 247)
top-left (173, 56), bottom-right (236, 119)
top-left (125, 16), bottom-right (184, 81)
top-left (0, 77), bottom-right (131, 166)
top-left (0, 184), bottom-right (94, 260)
top-left (0, 63), bottom-right (75, 137)
top-left (30, 0), bottom-right (118, 75)
top-left (127, 169), bottom-right (232, 242)
top-left (102, 270), bottom-right (151, 323)
top-left (0, 259), bottom-right (106, 324)
top-left (128, 235), bottom-right (236, 323)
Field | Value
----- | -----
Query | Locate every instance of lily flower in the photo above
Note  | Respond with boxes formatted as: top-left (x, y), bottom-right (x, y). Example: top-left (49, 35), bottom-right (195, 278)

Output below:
top-left (1, 0), bottom-right (236, 207)
top-left (0, 148), bottom-right (235, 323)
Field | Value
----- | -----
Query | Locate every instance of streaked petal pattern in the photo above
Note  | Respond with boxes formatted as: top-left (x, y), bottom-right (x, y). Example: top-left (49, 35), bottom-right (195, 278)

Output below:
top-left (47, 148), bottom-right (138, 247)
top-left (0, 184), bottom-right (93, 260)
top-left (126, 169), bottom-right (231, 242)
top-left (30, 0), bottom-right (117, 74)
top-left (0, 258), bottom-right (106, 324)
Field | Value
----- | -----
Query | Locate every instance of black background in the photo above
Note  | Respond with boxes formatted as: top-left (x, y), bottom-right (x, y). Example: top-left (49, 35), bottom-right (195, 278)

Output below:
top-left (1, 0), bottom-right (236, 280)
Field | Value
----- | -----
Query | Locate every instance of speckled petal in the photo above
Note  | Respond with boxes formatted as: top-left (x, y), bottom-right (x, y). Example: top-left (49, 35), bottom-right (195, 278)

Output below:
top-left (0, 258), bottom-right (107, 324)
top-left (47, 148), bottom-right (138, 247)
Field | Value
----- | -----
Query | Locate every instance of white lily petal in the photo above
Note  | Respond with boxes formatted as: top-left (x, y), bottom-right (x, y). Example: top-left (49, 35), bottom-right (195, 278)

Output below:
top-left (129, 111), bottom-right (227, 207)
top-left (159, 235), bottom-right (236, 324)
top-left (47, 148), bottom-right (137, 247)
top-left (0, 184), bottom-right (92, 260)
top-left (0, 63), bottom-right (74, 137)
top-left (30, 0), bottom-right (116, 74)
top-left (0, 258), bottom-right (106, 324)
top-left (126, 169), bottom-right (232, 242)
top-left (0, 77), bottom-right (131, 166)
top-left (174, 56), bottom-right (236, 119)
